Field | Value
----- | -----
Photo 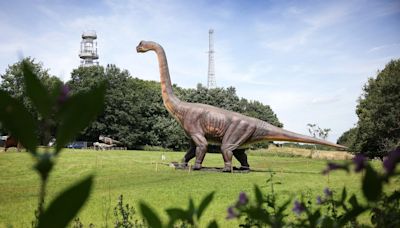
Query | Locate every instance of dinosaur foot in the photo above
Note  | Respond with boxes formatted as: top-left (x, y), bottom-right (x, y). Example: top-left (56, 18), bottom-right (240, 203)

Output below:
top-left (234, 166), bottom-right (250, 171)
top-left (222, 163), bottom-right (232, 172)
top-left (193, 163), bottom-right (202, 170)
top-left (178, 162), bottom-right (188, 168)
top-left (222, 168), bottom-right (232, 172)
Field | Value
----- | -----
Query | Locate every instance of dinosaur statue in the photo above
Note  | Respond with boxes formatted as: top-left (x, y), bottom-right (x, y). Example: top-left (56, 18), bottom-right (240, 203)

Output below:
top-left (3, 135), bottom-right (22, 152)
top-left (99, 135), bottom-right (122, 145)
top-left (136, 41), bottom-right (347, 172)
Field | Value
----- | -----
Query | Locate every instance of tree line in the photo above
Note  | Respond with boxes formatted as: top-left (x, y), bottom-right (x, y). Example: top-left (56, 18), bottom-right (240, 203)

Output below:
top-left (0, 58), bottom-right (282, 151)
top-left (2, 57), bottom-right (398, 157)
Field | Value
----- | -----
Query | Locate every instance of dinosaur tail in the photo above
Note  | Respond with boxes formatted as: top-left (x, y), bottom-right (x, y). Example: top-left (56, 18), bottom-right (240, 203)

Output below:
top-left (261, 125), bottom-right (347, 150)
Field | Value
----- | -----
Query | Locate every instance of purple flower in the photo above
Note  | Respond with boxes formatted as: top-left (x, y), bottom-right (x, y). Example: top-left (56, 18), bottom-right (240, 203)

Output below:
top-left (226, 206), bottom-right (238, 220)
top-left (324, 188), bottom-right (333, 197)
top-left (322, 162), bottom-right (348, 175)
top-left (292, 200), bottom-right (305, 216)
top-left (353, 154), bottom-right (366, 172)
top-left (58, 85), bottom-right (70, 104)
top-left (316, 196), bottom-right (324, 205)
top-left (236, 192), bottom-right (249, 206)
top-left (383, 147), bottom-right (400, 175)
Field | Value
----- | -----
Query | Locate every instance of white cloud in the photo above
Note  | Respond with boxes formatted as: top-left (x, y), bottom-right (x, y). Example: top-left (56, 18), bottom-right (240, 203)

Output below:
top-left (368, 43), bottom-right (400, 53)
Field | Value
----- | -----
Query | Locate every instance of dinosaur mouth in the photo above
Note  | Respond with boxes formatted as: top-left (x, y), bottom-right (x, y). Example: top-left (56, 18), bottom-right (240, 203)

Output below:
top-left (136, 45), bottom-right (144, 53)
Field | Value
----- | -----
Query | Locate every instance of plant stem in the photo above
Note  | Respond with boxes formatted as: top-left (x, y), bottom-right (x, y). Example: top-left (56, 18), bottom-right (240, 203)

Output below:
top-left (38, 176), bottom-right (48, 217)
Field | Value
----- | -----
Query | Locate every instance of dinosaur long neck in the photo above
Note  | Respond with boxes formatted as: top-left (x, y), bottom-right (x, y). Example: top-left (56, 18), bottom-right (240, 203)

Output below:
top-left (153, 43), bottom-right (181, 115)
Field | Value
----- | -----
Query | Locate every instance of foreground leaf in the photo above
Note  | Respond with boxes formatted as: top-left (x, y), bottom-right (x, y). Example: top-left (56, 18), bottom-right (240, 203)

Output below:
top-left (362, 165), bottom-right (382, 202)
top-left (0, 90), bottom-right (38, 154)
top-left (197, 192), bottom-right (215, 220)
top-left (254, 185), bottom-right (263, 206)
top-left (166, 208), bottom-right (188, 227)
top-left (38, 175), bottom-right (93, 228)
top-left (140, 202), bottom-right (162, 228)
top-left (22, 61), bottom-right (52, 118)
top-left (207, 220), bottom-right (219, 228)
top-left (55, 82), bottom-right (106, 153)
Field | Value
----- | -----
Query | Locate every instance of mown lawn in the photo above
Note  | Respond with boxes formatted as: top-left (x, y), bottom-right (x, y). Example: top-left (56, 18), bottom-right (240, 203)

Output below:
top-left (0, 148), bottom-right (395, 227)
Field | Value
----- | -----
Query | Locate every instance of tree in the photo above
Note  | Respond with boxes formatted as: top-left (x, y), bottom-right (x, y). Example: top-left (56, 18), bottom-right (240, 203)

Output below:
top-left (239, 99), bottom-right (283, 128)
top-left (1, 57), bottom-right (62, 101)
top-left (67, 65), bottom-right (188, 150)
top-left (0, 57), bottom-right (62, 144)
top-left (307, 123), bottom-right (331, 140)
top-left (68, 65), bottom-right (142, 148)
top-left (337, 127), bottom-right (357, 149)
top-left (306, 123), bottom-right (332, 151)
top-left (351, 59), bottom-right (400, 158)
top-left (180, 84), bottom-right (240, 112)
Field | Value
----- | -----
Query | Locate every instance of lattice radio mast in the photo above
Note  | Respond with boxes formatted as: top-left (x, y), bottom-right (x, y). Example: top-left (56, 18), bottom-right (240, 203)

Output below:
top-left (207, 29), bottom-right (216, 89)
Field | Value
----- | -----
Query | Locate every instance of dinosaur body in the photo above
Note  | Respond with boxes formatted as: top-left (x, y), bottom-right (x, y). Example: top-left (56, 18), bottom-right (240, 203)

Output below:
top-left (136, 41), bottom-right (346, 171)
top-left (3, 136), bottom-right (22, 152)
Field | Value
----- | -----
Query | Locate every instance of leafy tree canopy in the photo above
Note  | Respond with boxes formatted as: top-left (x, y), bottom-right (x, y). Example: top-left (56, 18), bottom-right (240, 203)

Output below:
top-left (338, 59), bottom-right (400, 158)
top-left (0, 57), bottom-right (62, 143)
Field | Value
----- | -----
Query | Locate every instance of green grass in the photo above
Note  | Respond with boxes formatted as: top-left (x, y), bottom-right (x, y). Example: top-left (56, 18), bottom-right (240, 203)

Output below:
top-left (0, 149), bottom-right (396, 227)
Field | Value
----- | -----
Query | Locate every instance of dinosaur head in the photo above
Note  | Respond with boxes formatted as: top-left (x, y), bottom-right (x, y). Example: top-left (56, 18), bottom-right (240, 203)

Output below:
top-left (136, 41), bottom-right (153, 53)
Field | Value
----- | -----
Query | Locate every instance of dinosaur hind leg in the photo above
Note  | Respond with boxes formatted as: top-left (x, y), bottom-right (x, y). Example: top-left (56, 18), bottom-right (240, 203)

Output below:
top-left (221, 121), bottom-right (255, 172)
top-left (233, 149), bottom-right (250, 170)
top-left (181, 140), bottom-right (196, 166)
top-left (190, 134), bottom-right (208, 170)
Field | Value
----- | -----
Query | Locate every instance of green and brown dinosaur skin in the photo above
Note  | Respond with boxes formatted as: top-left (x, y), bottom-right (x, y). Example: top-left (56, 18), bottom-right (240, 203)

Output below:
top-left (136, 41), bottom-right (347, 171)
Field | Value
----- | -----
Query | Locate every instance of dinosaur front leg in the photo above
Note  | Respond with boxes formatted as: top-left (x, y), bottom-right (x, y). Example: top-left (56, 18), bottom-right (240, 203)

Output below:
top-left (221, 121), bottom-right (255, 172)
top-left (190, 134), bottom-right (208, 170)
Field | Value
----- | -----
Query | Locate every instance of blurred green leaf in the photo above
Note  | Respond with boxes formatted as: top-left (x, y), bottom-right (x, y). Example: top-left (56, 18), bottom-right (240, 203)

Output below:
top-left (207, 220), bottom-right (218, 228)
top-left (254, 185), bottom-right (263, 206)
top-left (55, 82), bottom-right (106, 153)
top-left (197, 192), bottom-right (214, 220)
top-left (247, 207), bottom-right (270, 223)
top-left (320, 216), bottom-right (334, 227)
top-left (388, 191), bottom-right (400, 201)
top-left (38, 175), bottom-right (93, 228)
top-left (187, 199), bottom-right (195, 224)
top-left (166, 208), bottom-right (188, 227)
top-left (0, 90), bottom-right (38, 154)
top-left (277, 198), bottom-right (291, 215)
top-left (340, 188), bottom-right (347, 204)
top-left (362, 165), bottom-right (382, 202)
top-left (308, 210), bottom-right (321, 227)
top-left (348, 195), bottom-right (359, 209)
top-left (22, 61), bottom-right (52, 118)
top-left (339, 206), bottom-right (365, 226)
top-left (140, 202), bottom-right (162, 228)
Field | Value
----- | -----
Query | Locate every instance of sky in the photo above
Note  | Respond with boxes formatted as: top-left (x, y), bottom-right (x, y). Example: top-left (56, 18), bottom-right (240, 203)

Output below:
top-left (0, 0), bottom-right (399, 142)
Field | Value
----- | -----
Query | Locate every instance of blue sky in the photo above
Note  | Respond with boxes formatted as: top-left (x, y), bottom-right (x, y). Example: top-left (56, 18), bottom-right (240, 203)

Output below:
top-left (0, 0), bottom-right (399, 142)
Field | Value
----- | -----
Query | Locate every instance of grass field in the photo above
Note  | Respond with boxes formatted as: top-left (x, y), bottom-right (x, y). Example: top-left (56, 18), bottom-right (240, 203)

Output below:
top-left (0, 148), bottom-right (396, 227)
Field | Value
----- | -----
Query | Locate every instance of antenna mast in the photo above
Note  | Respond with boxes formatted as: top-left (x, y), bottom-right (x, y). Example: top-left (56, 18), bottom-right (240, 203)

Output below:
top-left (207, 29), bottom-right (216, 89)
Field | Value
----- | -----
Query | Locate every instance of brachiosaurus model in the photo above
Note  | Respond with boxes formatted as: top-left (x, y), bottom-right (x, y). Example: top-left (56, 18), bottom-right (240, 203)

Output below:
top-left (136, 41), bottom-right (347, 172)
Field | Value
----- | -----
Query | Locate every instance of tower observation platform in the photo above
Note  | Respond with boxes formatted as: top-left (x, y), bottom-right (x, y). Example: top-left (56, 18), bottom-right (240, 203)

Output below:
top-left (79, 30), bottom-right (99, 66)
